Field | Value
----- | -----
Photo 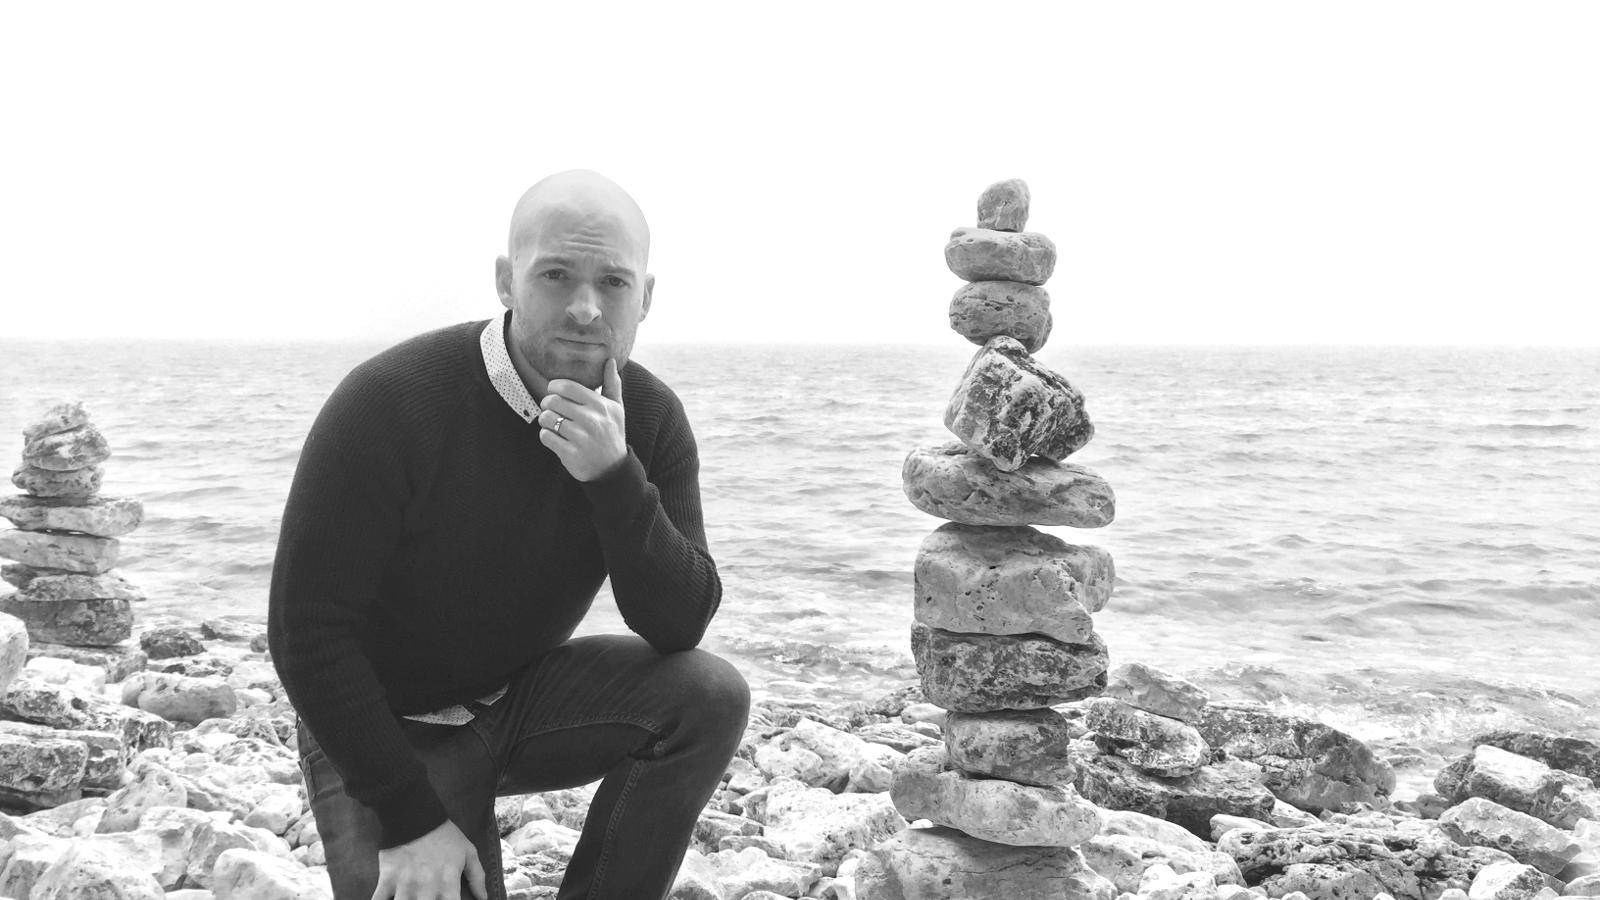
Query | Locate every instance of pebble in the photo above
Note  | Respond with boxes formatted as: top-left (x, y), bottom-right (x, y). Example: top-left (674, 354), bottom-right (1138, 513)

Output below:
top-left (976, 178), bottom-right (1031, 232)
top-left (140, 627), bottom-right (206, 660)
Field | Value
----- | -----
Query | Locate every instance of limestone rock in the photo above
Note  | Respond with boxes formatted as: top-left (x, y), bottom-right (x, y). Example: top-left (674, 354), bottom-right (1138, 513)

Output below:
top-left (0, 495), bottom-right (144, 538)
top-left (1135, 863), bottom-right (1223, 900)
top-left (1258, 862), bottom-right (1393, 900)
top-left (0, 730), bottom-right (88, 809)
top-left (945, 337), bottom-right (1093, 471)
top-left (507, 818), bottom-right (581, 858)
top-left (890, 745), bottom-right (1101, 846)
top-left (1467, 860), bottom-right (1550, 900)
top-left (1098, 809), bottom-right (1214, 853)
top-left (1197, 702), bottom-right (1395, 812)
top-left (0, 529), bottom-right (120, 576)
top-left (762, 785), bottom-right (906, 875)
top-left (1468, 731), bottom-right (1600, 784)
top-left (1103, 662), bottom-right (1210, 723)
top-left (855, 826), bottom-right (1114, 900)
top-left (852, 722), bottom-right (940, 754)
top-left (136, 805), bottom-right (214, 888)
top-left (0, 594), bottom-right (132, 646)
top-left (0, 720), bottom-right (126, 792)
top-left (22, 402), bottom-right (91, 444)
top-left (670, 848), bottom-right (726, 900)
top-left (22, 425), bottom-right (111, 472)
top-left (977, 178), bottom-right (1030, 231)
top-left (1081, 833), bottom-right (1243, 894)
top-left (1436, 744), bottom-right (1600, 830)
top-left (708, 847), bottom-right (822, 898)
top-left (96, 764), bottom-right (188, 833)
top-left (140, 627), bottom-right (204, 660)
top-left (950, 281), bottom-right (1052, 353)
top-left (14, 567), bottom-right (144, 602)
top-left (0, 611), bottom-right (26, 697)
top-left (184, 820), bottom-right (292, 889)
top-left (1211, 814), bottom-right (1272, 841)
top-left (10, 463), bottom-right (104, 498)
top-left (1438, 797), bottom-right (1581, 875)
top-left (912, 625), bottom-right (1108, 712)
top-left (211, 847), bottom-right (333, 899)
top-left (1566, 873), bottom-right (1600, 896)
top-left (0, 832), bottom-right (69, 898)
top-left (22, 655), bottom-right (108, 693)
top-left (1, 681), bottom-right (173, 754)
top-left (776, 718), bottom-right (902, 794)
top-left (1218, 826), bottom-right (1422, 900)
top-left (946, 227), bottom-right (1057, 285)
top-left (25, 641), bottom-right (147, 681)
top-left (944, 708), bottom-right (1078, 786)
top-left (28, 837), bottom-right (164, 900)
top-left (1073, 748), bottom-right (1276, 839)
top-left (121, 672), bottom-right (238, 725)
top-left (914, 523), bottom-right (1111, 645)
top-left (1086, 697), bottom-right (1210, 777)
top-left (903, 443), bottom-right (1115, 527)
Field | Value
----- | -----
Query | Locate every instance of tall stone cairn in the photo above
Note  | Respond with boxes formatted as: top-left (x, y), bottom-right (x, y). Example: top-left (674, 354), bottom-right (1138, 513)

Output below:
top-left (1, 401), bottom-right (146, 666)
top-left (858, 180), bottom-right (1120, 900)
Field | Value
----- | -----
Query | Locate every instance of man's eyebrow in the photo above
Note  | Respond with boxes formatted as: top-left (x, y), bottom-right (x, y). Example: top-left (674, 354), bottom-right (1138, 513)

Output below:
top-left (530, 254), bottom-right (637, 277)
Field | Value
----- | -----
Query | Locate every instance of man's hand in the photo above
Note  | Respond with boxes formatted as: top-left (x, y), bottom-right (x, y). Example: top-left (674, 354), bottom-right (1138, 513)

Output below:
top-left (537, 358), bottom-right (627, 482)
top-left (372, 819), bottom-right (488, 900)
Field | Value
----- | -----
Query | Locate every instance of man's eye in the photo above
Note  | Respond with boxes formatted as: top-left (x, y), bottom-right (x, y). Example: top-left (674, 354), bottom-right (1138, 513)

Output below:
top-left (541, 270), bottom-right (567, 281)
top-left (603, 275), bottom-right (628, 288)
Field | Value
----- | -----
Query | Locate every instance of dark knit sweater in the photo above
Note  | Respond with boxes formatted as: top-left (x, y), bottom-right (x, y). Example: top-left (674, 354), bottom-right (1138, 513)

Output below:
top-left (267, 319), bottom-right (721, 847)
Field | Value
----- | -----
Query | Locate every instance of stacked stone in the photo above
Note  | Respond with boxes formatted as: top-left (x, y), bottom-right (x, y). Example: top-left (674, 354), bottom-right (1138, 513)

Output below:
top-left (1, 402), bottom-right (145, 667)
top-left (858, 180), bottom-right (1121, 899)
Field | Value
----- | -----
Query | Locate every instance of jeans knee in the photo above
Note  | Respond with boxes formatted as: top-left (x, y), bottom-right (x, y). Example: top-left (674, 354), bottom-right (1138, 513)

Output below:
top-left (672, 650), bottom-right (750, 741)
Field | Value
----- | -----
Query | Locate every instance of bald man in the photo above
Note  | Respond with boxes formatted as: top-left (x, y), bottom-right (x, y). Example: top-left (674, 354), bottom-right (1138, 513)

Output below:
top-left (269, 171), bottom-right (749, 900)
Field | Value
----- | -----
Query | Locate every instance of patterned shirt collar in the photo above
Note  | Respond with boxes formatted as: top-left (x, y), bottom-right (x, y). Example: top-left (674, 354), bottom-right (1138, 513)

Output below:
top-left (480, 312), bottom-right (539, 423)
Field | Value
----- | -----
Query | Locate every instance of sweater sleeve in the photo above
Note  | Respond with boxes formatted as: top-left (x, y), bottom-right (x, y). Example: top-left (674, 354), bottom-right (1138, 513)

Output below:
top-left (580, 384), bottom-right (721, 652)
top-left (267, 364), bottom-right (450, 848)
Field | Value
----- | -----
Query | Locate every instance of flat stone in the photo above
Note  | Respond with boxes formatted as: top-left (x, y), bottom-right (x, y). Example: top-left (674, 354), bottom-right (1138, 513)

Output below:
top-left (1436, 744), bottom-right (1600, 830)
top-left (10, 464), bottom-right (103, 499)
top-left (0, 611), bottom-right (26, 698)
top-left (977, 178), bottom-right (1031, 231)
top-left (1197, 702), bottom-right (1395, 812)
top-left (0, 682), bottom-right (172, 754)
top-left (1087, 697), bottom-right (1211, 777)
top-left (1468, 731), bottom-right (1600, 783)
top-left (1467, 860), bottom-right (1550, 900)
top-left (903, 442), bottom-right (1115, 527)
top-left (945, 336), bottom-right (1093, 471)
top-left (0, 495), bottom-right (142, 538)
top-left (1438, 797), bottom-right (1581, 875)
top-left (946, 227), bottom-right (1057, 285)
top-left (121, 672), bottom-right (238, 725)
top-left (1102, 662), bottom-right (1209, 724)
top-left (1, 562), bottom-right (44, 588)
top-left (22, 402), bottom-right (91, 444)
top-left (856, 826), bottom-right (1114, 900)
top-left (1073, 748), bottom-right (1276, 839)
top-left (1082, 834), bottom-right (1243, 894)
top-left (950, 281), bottom-right (1052, 352)
top-left (25, 642), bottom-right (147, 681)
top-left (0, 530), bottom-right (119, 575)
top-left (912, 624), bottom-right (1108, 712)
top-left (0, 731), bottom-right (88, 810)
top-left (762, 785), bottom-right (906, 875)
top-left (21, 425), bottom-right (111, 473)
top-left (12, 571), bottom-right (143, 603)
top-left (890, 746), bottom-right (1102, 846)
top-left (944, 708), bottom-right (1078, 786)
top-left (852, 722), bottom-right (941, 754)
top-left (0, 595), bottom-right (132, 646)
top-left (707, 846), bottom-right (823, 898)
top-left (0, 721), bottom-right (127, 792)
top-left (914, 523), bottom-right (1111, 644)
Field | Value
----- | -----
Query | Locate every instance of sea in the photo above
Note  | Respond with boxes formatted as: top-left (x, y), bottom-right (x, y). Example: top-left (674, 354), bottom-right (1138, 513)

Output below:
top-left (2, 339), bottom-right (1597, 796)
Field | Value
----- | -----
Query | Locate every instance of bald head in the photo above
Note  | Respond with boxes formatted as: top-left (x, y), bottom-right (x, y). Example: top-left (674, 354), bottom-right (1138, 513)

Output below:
top-left (507, 169), bottom-right (651, 270)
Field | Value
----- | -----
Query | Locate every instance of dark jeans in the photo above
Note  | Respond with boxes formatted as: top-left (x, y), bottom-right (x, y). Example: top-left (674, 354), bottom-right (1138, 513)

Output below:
top-left (297, 635), bottom-right (751, 900)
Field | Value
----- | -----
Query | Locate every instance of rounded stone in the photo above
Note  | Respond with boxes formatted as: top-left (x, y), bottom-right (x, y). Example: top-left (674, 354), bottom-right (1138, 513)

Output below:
top-left (22, 401), bottom-right (91, 444)
top-left (944, 708), bottom-right (1079, 786)
top-left (22, 425), bottom-right (112, 472)
top-left (977, 178), bottom-right (1031, 232)
top-left (903, 443), bottom-right (1115, 527)
top-left (946, 227), bottom-right (1057, 285)
top-left (950, 280), bottom-right (1052, 353)
top-left (912, 624), bottom-right (1109, 713)
top-left (10, 464), bottom-right (104, 499)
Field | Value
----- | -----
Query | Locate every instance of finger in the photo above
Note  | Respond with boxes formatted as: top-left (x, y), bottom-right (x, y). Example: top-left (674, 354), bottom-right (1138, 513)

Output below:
top-left (602, 358), bottom-right (622, 403)
top-left (537, 395), bottom-right (585, 419)
top-left (544, 378), bottom-right (603, 406)
top-left (465, 849), bottom-right (489, 900)
top-left (538, 426), bottom-right (579, 455)
top-left (371, 879), bottom-right (394, 900)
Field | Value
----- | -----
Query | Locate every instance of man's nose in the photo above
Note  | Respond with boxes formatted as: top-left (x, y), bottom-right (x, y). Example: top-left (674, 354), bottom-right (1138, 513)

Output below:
top-left (566, 285), bottom-right (601, 326)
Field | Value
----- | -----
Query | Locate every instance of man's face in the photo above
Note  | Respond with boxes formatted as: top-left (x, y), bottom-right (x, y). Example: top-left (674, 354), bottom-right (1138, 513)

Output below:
top-left (496, 203), bottom-right (653, 391)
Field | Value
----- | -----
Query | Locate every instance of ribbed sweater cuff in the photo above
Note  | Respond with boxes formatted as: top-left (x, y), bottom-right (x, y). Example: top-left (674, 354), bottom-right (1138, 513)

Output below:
top-left (581, 450), bottom-right (650, 528)
top-left (373, 776), bottom-right (451, 849)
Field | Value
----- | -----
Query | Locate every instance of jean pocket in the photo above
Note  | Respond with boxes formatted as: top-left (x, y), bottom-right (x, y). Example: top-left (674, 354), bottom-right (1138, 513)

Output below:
top-left (298, 746), bottom-right (326, 798)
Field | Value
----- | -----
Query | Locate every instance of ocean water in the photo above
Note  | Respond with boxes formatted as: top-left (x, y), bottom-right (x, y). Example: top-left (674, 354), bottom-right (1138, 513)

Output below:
top-left (2, 339), bottom-right (1597, 791)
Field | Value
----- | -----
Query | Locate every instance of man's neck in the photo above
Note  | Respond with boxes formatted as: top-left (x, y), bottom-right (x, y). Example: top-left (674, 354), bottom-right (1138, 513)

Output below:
top-left (503, 316), bottom-right (551, 398)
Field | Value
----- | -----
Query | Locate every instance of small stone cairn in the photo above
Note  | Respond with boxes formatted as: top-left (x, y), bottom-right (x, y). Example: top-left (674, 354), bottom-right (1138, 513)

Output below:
top-left (856, 180), bottom-right (1122, 896)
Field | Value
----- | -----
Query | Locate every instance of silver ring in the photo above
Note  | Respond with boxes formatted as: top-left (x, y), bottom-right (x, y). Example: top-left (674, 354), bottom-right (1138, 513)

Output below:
top-left (552, 414), bottom-right (565, 435)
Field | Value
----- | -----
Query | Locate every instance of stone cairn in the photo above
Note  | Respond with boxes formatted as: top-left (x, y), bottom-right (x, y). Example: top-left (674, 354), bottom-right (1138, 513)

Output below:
top-left (857, 180), bottom-right (1122, 896)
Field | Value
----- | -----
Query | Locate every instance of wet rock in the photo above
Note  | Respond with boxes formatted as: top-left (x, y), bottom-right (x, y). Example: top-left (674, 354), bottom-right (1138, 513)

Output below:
top-left (1436, 745), bottom-right (1600, 830)
top-left (22, 425), bottom-right (112, 472)
top-left (855, 826), bottom-right (1114, 900)
top-left (140, 627), bottom-right (205, 660)
top-left (944, 707), bottom-right (1078, 786)
top-left (1438, 797), bottom-right (1581, 875)
top-left (708, 846), bottom-right (822, 898)
top-left (977, 178), bottom-right (1031, 231)
top-left (1197, 702), bottom-right (1395, 812)
top-left (0, 495), bottom-right (144, 538)
top-left (10, 463), bottom-right (104, 498)
top-left (912, 625), bottom-right (1109, 712)
top-left (903, 442), bottom-right (1115, 527)
top-left (1073, 749), bottom-right (1276, 839)
top-left (0, 720), bottom-right (126, 792)
top-left (0, 529), bottom-right (120, 575)
top-left (95, 764), bottom-right (188, 832)
top-left (22, 402), bottom-right (91, 444)
top-left (1466, 860), bottom-right (1550, 900)
top-left (0, 730), bottom-right (87, 809)
top-left (891, 746), bottom-right (1101, 846)
top-left (1081, 834), bottom-right (1242, 893)
top-left (1103, 662), bottom-right (1210, 724)
top-left (29, 836), bottom-right (165, 900)
top-left (0, 594), bottom-right (132, 646)
top-left (945, 336), bottom-right (1093, 471)
top-left (763, 785), bottom-right (906, 875)
top-left (212, 847), bottom-right (333, 899)
top-left (1087, 697), bottom-right (1210, 777)
top-left (914, 523), bottom-right (1111, 644)
top-left (1218, 826), bottom-right (1422, 900)
top-left (950, 281), bottom-right (1052, 353)
top-left (25, 641), bottom-right (147, 681)
top-left (0, 611), bottom-right (25, 697)
top-left (945, 227), bottom-right (1057, 285)
top-left (1468, 732), bottom-right (1600, 784)
top-left (199, 619), bottom-right (257, 642)
top-left (121, 672), bottom-right (238, 725)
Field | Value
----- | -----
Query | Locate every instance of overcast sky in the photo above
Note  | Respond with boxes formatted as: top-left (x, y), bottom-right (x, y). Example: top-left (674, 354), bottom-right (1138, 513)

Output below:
top-left (2, 3), bottom-right (1596, 346)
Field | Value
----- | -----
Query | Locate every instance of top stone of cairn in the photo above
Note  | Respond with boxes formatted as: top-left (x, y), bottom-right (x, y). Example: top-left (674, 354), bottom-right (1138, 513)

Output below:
top-left (977, 179), bottom-right (1030, 232)
top-left (22, 401), bottom-right (91, 445)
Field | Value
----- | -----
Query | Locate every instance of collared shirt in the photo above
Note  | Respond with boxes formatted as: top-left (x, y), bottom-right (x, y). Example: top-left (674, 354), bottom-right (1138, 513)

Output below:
top-left (400, 314), bottom-right (528, 726)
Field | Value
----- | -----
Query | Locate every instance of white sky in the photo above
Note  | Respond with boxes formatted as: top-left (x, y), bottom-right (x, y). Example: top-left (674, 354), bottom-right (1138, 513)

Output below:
top-left (2, 2), bottom-right (1596, 346)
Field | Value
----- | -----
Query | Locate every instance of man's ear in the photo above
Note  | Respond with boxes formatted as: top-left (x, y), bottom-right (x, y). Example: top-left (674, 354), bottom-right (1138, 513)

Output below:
top-left (640, 273), bottom-right (655, 322)
top-left (495, 255), bottom-right (514, 309)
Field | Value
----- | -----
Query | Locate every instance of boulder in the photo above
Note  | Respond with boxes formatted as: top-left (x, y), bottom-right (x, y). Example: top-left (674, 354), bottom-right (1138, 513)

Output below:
top-left (1103, 662), bottom-right (1210, 723)
top-left (0, 495), bottom-right (144, 538)
top-left (1467, 732), bottom-right (1600, 784)
top-left (121, 672), bottom-right (238, 725)
top-left (25, 641), bottom-right (147, 681)
top-left (945, 336), bottom-right (1093, 471)
top-left (1438, 797), bottom-right (1581, 875)
top-left (902, 443), bottom-right (1115, 527)
top-left (96, 764), bottom-right (188, 833)
top-left (1197, 702), bottom-right (1395, 812)
top-left (0, 611), bottom-right (26, 697)
top-left (18, 796), bottom-right (107, 837)
top-left (0, 594), bottom-right (132, 646)
top-left (944, 707), bottom-right (1077, 786)
top-left (890, 746), bottom-right (1101, 846)
top-left (1, 681), bottom-right (172, 754)
top-left (1466, 860), bottom-right (1550, 900)
top-left (0, 832), bottom-right (69, 898)
top-left (0, 730), bottom-right (87, 809)
top-left (22, 401), bottom-right (91, 444)
top-left (10, 463), bottom-right (104, 498)
top-left (912, 625), bottom-right (1108, 712)
top-left (977, 178), bottom-right (1030, 232)
top-left (0, 529), bottom-right (120, 575)
top-left (914, 523), bottom-right (1111, 644)
top-left (211, 847), bottom-right (333, 899)
top-left (945, 227), bottom-right (1057, 285)
top-left (1081, 833), bottom-right (1242, 893)
top-left (1436, 745), bottom-right (1600, 829)
top-left (708, 847), bottom-right (822, 898)
top-left (22, 425), bottom-right (112, 472)
top-left (1073, 748), bottom-right (1276, 839)
top-left (855, 826), bottom-right (1114, 900)
top-left (950, 281), bottom-right (1052, 353)
top-left (1086, 697), bottom-right (1210, 777)
top-left (28, 836), bottom-right (165, 900)
top-left (140, 627), bottom-right (205, 660)
top-left (0, 720), bottom-right (126, 792)
top-left (762, 786), bottom-right (906, 875)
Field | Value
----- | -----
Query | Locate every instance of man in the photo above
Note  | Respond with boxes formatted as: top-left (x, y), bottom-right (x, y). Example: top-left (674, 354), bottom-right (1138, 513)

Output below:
top-left (269, 170), bottom-right (749, 900)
